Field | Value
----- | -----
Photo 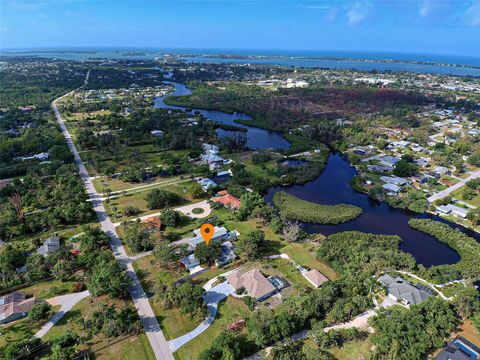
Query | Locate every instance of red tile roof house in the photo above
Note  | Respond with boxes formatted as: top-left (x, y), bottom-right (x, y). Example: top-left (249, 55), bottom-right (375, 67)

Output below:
top-left (211, 190), bottom-right (241, 209)
top-left (0, 291), bottom-right (36, 324)
top-left (226, 269), bottom-right (276, 301)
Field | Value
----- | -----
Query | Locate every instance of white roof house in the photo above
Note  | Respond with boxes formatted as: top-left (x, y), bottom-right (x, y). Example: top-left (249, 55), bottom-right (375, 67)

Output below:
top-left (383, 183), bottom-right (402, 194)
top-left (197, 178), bottom-right (217, 191)
top-left (437, 204), bottom-right (469, 219)
top-left (187, 226), bottom-right (232, 249)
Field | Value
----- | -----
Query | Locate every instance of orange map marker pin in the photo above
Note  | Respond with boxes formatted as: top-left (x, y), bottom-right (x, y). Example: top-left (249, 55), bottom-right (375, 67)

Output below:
top-left (200, 223), bottom-right (214, 245)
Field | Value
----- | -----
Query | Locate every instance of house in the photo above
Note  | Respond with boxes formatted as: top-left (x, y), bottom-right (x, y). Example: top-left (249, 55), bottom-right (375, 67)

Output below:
top-left (436, 336), bottom-right (480, 360)
top-left (212, 170), bottom-right (232, 183)
top-left (202, 143), bottom-right (219, 155)
top-left (211, 190), bottom-right (241, 209)
top-left (414, 158), bottom-right (430, 167)
top-left (380, 176), bottom-right (410, 186)
top-left (197, 178), bottom-right (217, 191)
top-left (378, 274), bottom-right (432, 305)
top-left (367, 165), bottom-right (392, 173)
top-left (142, 216), bottom-right (162, 232)
top-left (150, 130), bottom-right (164, 137)
top-left (380, 156), bottom-right (401, 168)
top-left (181, 254), bottom-right (200, 270)
top-left (187, 226), bottom-right (232, 249)
top-left (0, 292), bottom-right (36, 324)
top-left (437, 204), bottom-right (469, 219)
top-left (215, 241), bottom-right (236, 267)
top-left (383, 183), bottom-right (402, 194)
top-left (37, 237), bottom-right (61, 257)
top-left (200, 154), bottom-right (225, 169)
top-left (226, 268), bottom-right (277, 301)
top-left (435, 166), bottom-right (450, 176)
top-left (303, 269), bottom-right (329, 288)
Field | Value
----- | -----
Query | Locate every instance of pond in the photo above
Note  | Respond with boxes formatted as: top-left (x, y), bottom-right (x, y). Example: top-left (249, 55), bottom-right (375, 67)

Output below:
top-left (265, 153), bottom-right (475, 267)
top-left (154, 81), bottom-right (290, 150)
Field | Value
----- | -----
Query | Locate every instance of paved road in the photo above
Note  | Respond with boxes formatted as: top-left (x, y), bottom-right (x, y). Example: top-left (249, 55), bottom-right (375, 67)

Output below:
top-left (427, 170), bottom-right (480, 203)
top-left (168, 281), bottom-right (234, 352)
top-left (52, 89), bottom-right (173, 359)
top-left (35, 291), bottom-right (90, 338)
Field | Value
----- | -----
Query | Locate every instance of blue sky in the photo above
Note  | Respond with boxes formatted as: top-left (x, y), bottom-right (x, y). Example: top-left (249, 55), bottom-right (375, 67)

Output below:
top-left (1, 0), bottom-right (479, 57)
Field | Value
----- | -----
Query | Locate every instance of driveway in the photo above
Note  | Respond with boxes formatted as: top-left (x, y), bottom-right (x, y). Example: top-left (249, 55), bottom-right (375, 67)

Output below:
top-left (167, 281), bottom-right (234, 353)
top-left (35, 290), bottom-right (90, 338)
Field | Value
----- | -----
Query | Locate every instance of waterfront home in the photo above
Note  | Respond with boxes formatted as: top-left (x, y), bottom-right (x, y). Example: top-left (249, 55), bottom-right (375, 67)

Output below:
top-left (226, 268), bottom-right (276, 301)
top-left (202, 143), bottom-right (219, 155)
top-left (378, 274), bottom-right (432, 305)
top-left (436, 336), bottom-right (480, 360)
top-left (382, 183), bottom-right (402, 195)
top-left (380, 176), bottom-right (410, 186)
top-left (0, 292), bottom-right (36, 324)
top-left (211, 190), bottom-right (241, 209)
top-left (197, 177), bottom-right (217, 192)
top-left (436, 204), bottom-right (469, 219)
top-left (37, 237), bottom-right (61, 257)
top-left (303, 269), bottom-right (329, 288)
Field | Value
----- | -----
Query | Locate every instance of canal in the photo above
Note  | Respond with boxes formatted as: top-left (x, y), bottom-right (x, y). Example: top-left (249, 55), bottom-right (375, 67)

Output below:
top-left (155, 81), bottom-right (475, 267)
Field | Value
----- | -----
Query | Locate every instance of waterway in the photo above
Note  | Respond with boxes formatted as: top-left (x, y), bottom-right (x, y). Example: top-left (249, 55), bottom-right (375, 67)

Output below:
top-left (155, 81), bottom-right (473, 267)
top-left (153, 81), bottom-right (290, 149)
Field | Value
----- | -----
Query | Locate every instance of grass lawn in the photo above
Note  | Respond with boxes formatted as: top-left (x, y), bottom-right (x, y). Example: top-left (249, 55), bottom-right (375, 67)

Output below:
top-left (281, 242), bottom-right (339, 280)
top-left (65, 109), bottom-right (112, 121)
top-left (132, 255), bottom-right (188, 292)
top-left (94, 334), bottom-right (156, 360)
top-left (152, 302), bottom-right (200, 340)
top-left (173, 297), bottom-right (251, 360)
top-left (327, 335), bottom-right (374, 360)
top-left (452, 186), bottom-right (480, 207)
top-left (21, 279), bottom-right (78, 299)
top-left (104, 183), bottom-right (193, 222)
top-left (93, 175), bottom-right (184, 193)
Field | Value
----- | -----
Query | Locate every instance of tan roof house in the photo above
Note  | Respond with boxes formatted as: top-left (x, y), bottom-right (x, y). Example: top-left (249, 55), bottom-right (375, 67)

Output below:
top-left (0, 291), bottom-right (36, 324)
top-left (303, 269), bottom-right (329, 288)
top-left (226, 268), bottom-right (276, 301)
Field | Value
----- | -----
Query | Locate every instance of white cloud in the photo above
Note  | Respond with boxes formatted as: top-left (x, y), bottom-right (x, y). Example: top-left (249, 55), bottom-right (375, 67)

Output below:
top-left (346, 1), bottom-right (373, 26)
top-left (465, 0), bottom-right (480, 26)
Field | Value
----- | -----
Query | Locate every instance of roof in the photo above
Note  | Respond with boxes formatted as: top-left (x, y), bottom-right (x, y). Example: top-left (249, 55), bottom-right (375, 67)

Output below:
top-left (226, 269), bottom-right (276, 300)
top-left (382, 183), bottom-right (401, 193)
top-left (379, 275), bottom-right (432, 305)
top-left (303, 269), bottom-right (329, 288)
top-left (436, 337), bottom-right (480, 360)
top-left (37, 237), bottom-right (60, 257)
top-left (0, 292), bottom-right (36, 323)
top-left (142, 216), bottom-right (162, 230)
top-left (181, 254), bottom-right (200, 269)
top-left (211, 191), bottom-right (241, 209)
top-left (189, 226), bottom-right (229, 248)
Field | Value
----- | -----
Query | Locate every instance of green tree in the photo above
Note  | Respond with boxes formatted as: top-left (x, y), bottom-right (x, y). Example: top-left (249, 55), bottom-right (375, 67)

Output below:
top-left (125, 221), bottom-right (152, 253)
top-left (78, 226), bottom-right (110, 252)
top-left (237, 192), bottom-right (265, 220)
top-left (194, 242), bottom-right (222, 265)
top-left (188, 182), bottom-right (204, 199)
top-left (29, 302), bottom-right (51, 322)
top-left (160, 208), bottom-right (183, 227)
top-left (87, 259), bottom-right (131, 298)
top-left (237, 230), bottom-right (266, 260)
top-left (145, 189), bottom-right (180, 209)
top-left (51, 259), bottom-right (73, 282)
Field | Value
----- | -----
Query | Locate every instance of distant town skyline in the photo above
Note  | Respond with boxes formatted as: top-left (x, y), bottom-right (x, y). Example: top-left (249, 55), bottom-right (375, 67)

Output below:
top-left (1, 0), bottom-right (480, 57)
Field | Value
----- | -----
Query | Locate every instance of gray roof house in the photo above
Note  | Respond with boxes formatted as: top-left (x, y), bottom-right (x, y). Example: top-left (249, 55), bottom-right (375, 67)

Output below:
top-left (37, 237), bottom-right (61, 257)
top-left (380, 176), bottom-right (409, 186)
top-left (436, 336), bottom-right (480, 360)
top-left (382, 183), bottom-right (402, 194)
top-left (378, 274), bottom-right (432, 305)
top-left (0, 292), bottom-right (36, 324)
